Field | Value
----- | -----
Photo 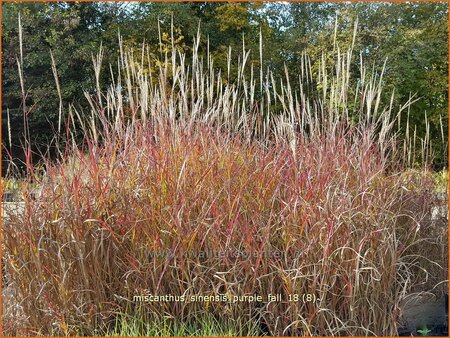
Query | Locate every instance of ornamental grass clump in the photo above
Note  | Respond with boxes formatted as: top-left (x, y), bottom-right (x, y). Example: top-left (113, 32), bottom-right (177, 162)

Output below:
top-left (2, 23), bottom-right (447, 336)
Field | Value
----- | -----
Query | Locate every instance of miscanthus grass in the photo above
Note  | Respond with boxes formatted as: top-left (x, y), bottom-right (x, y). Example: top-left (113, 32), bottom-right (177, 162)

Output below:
top-left (2, 21), bottom-right (447, 336)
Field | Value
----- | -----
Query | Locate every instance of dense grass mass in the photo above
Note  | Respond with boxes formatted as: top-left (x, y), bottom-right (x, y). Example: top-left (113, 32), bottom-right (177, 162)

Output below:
top-left (2, 23), bottom-right (448, 336)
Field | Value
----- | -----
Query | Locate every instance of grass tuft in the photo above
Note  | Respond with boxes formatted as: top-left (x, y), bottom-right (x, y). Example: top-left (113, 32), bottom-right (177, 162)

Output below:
top-left (2, 22), bottom-right (447, 336)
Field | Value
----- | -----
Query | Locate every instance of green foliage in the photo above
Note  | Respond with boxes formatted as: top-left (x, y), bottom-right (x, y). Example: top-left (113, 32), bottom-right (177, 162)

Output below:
top-left (2, 2), bottom-right (113, 172)
top-left (215, 3), bottom-right (265, 33)
top-left (2, 178), bottom-right (22, 192)
top-left (432, 169), bottom-right (449, 192)
top-left (99, 313), bottom-right (261, 336)
top-left (417, 326), bottom-right (432, 336)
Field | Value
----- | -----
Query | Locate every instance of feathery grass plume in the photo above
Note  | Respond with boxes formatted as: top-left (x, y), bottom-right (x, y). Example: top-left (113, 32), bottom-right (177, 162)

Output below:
top-left (7, 108), bottom-right (12, 151)
top-left (50, 50), bottom-right (63, 136)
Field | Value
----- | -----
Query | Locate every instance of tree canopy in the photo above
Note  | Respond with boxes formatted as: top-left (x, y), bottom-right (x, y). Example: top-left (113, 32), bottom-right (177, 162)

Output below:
top-left (2, 1), bottom-right (448, 173)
